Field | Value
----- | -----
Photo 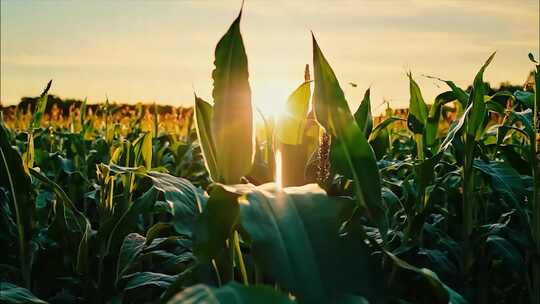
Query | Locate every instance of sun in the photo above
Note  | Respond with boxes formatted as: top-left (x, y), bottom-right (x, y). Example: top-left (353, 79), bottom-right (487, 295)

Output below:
top-left (252, 85), bottom-right (290, 122)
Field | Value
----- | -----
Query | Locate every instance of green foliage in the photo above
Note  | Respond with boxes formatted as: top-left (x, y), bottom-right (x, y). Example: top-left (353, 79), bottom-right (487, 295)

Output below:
top-left (167, 282), bottom-right (294, 304)
top-left (312, 34), bottom-right (386, 235)
top-left (211, 10), bottom-right (253, 184)
top-left (0, 10), bottom-right (538, 304)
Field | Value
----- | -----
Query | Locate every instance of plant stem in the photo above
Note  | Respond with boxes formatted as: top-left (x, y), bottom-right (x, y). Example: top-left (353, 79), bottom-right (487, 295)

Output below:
top-left (531, 65), bottom-right (539, 304)
top-left (462, 135), bottom-right (475, 241)
top-left (233, 231), bottom-right (249, 285)
top-left (415, 134), bottom-right (424, 161)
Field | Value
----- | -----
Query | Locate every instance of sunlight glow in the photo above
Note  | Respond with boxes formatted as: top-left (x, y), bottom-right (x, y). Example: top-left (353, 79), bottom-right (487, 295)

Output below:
top-left (275, 148), bottom-right (282, 190)
top-left (253, 86), bottom-right (289, 121)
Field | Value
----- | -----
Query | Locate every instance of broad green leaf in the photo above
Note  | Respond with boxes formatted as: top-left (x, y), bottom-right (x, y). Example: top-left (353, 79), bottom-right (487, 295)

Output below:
top-left (193, 184), bottom-right (241, 261)
top-left (117, 233), bottom-right (147, 280)
top-left (407, 73), bottom-right (428, 134)
top-left (513, 90), bottom-right (534, 109)
top-left (385, 251), bottom-right (467, 304)
top-left (505, 109), bottom-right (534, 140)
top-left (195, 96), bottom-right (220, 181)
top-left (467, 52), bottom-right (496, 139)
top-left (0, 282), bottom-right (48, 304)
top-left (30, 80), bottom-right (52, 130)
top-left (485, 235), bottom-right (526, 274)
top-left (146, 171), bottom-right (204, 236)
top-left (276, 81), bottom-right (311, 145)
top-left (211, 10), bottom-right (253, 183)
top-left (237, 183), bottom-right (385, 303)
top-left (473, 160), bottom-right (527, 208)
top-left (354, 88), bottom-right (373, 138)
top-left (312, 35), bottom-right (386, 233)
top-left (167, 282), bottom-right (294, 304)
top-left (119, 271), bottom-right (177, 296)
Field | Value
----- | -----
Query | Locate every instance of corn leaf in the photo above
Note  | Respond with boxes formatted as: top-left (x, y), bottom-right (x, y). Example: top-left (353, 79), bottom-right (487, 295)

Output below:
top-left (211, 10), bottom-right (253, 184)
top-left (195, 96), bottom-right (220, 181)
top-left (30, 80), bottom-right (52, 130)
top-left (276, 81), bottom-right (311, 145)
top-left (213, 183), bottom-right (385, 303)
top-left (407, 73), bottom-right (428, 134)
top-left (167, 282), bottom-right (294, 304)
top-left (354, 88), bottom-right (373, 138)
top-left (312, 34), bottom-right (386, 232)
top-left (467, 52), bottom-right (496, 139)
top-left (0, 282), bottom-right (48, 304)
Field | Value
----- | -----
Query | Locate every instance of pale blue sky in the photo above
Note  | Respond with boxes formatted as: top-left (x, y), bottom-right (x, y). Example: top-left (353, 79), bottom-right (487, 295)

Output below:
top-left (1, 0), bottom-right (538, 114)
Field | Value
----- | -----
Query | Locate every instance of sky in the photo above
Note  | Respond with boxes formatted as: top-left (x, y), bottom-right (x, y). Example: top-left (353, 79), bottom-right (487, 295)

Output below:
top-left (1, 0), bottom-right (538, 115)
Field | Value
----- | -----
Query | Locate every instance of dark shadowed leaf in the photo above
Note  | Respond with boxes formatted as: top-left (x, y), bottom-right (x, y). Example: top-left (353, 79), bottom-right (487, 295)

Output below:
top-left (193, 184), bottom-right (241, 261)
top-left (167, 282), bottom-right (294, 304)
top-left (195, 96), bottom-right (220, 181)
top-left (0, 282), bottom-right (48, 304)
top-left (385, 251), bottom-right (467, 304)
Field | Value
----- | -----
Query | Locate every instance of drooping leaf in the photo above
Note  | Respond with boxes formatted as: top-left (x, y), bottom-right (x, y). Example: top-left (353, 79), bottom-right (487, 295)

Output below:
top-left (485, 235), bottom-right (526, 274)
top-left (119, 271), bottom-right (178, 298)
top-left (195, 96), bottom-right (220, 181)
top-left (117, 233), bottom-right (147, 280)
top-left (211, 10), bottom-right (253, 183)
top-left (146, 171), bottom-right (204, 236)
top-left (354, 88), bottom-right (373, 138)
top-left (29, 168), bottom-right (92, 275)
top-left (368, 117), bottom-right (405, 143)
top-left (513, 90), bottom-right (534, 109)
top-left (473, 160), bottom-right (527, 208)
top-left (167, 282), bottom-right (294, 304)
top-left (0, 282), bottom-right (48, 304)
top-left (385, 251), bottom-right (467, 304)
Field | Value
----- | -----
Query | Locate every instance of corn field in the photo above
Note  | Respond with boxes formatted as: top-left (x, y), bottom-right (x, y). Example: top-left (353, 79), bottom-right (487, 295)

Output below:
top-left (1, 9), bottom-right (539, 304)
